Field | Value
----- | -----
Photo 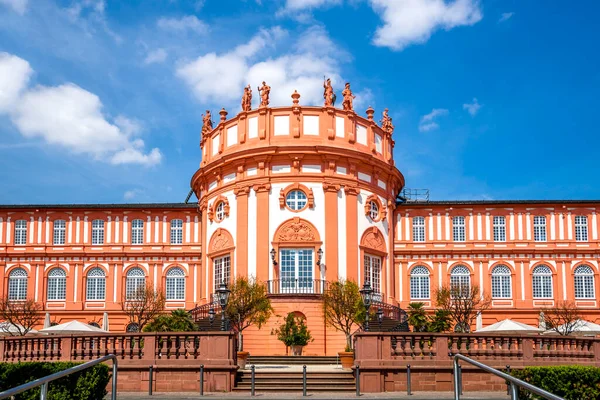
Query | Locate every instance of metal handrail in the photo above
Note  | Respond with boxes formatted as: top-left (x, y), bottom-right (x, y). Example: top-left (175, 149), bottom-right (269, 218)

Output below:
top-left (452, 353), bottom-right (563, 400)
top-left (0, 354), bottom-right (118, 400)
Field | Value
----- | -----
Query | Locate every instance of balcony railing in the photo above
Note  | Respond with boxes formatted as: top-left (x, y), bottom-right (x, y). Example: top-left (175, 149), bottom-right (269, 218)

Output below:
top-left (266, 279), bottom-right (327, 295)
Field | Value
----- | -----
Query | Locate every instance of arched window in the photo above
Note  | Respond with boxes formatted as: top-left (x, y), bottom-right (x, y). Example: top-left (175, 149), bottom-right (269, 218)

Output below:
top-left (86, 267), bottom-right (106, 301)
top-left (14, 219), bottom-right (27, 245)
top-left (450, 265), bottom-right (470, 296)
top-left (491, 265), bottom-right (511, 298)
top-left (131, 219), bottom-right (144, 245)
top-left (574, 265), bottom-right (595, 299)
top-left (285, 190), bottom-right (307, 211)
top-left (126, 323), bottom-right (139, 332)
top-left (8, 268), bottom-right (28, 301)
top-left (166, 267), bottom-right (185, 300)
top-left (170, 219), bottom-right (183, 244)
top-left (126, 267), bottom-right (146, 300)
top-left (47, 268), bottom-right (67, 301)
top-left (410, 266), bottom-right (430, 299)
top-left (532, 265), bottom-right (553, 298)
top-left (92, 219), bottom-right (105, 245)
top-left (53, 220), bottom-right (66, 245)
top-left (368, 201), bottom-right (379, 220)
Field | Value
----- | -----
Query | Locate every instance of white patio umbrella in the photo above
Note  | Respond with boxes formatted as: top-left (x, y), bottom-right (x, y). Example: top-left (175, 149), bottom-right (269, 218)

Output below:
top-left (544, 319), bottom-right (600, 336)
top-left (476, 319), bottom-right (542, 333)
top-left (0, 322), bottom-right (39, 336)
top-left (102, 312), bottom-right (110, 332)
top-left (43, 312), bottom-right (51, 328)
top-left (39, 320), bottom-right (107, 335)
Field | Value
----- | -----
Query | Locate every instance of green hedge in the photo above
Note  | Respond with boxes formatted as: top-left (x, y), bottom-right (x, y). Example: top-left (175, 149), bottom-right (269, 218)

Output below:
top-left (511, 365), bottom-right (600, 400)
top-left (0, 362), bottom-right (110, 400)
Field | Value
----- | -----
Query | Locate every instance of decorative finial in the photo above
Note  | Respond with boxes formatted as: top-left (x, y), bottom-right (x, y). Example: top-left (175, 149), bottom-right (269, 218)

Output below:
top-left (341, 82), bottom-right (355, 111)
top-left (291, 90), bottom-right (300, 105)
top-left (366, 106), bottom-right (375, 121)
top-left (219, 108), bottom-right (228, 122)
top-left (241, 84), bottom-right (252, 112)
top-left (323, 77), bottom-right (336, 107)
top-left (257, 81), bottom-right (271, 107)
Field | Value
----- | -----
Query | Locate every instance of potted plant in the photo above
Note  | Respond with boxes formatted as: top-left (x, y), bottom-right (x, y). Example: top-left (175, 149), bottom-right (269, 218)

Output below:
top-left (274, 312), bottom-right (313, 356)
top-left (225, 276), bottom-right (274, 369)
top-left (322, 280), bottom-right (365, 368)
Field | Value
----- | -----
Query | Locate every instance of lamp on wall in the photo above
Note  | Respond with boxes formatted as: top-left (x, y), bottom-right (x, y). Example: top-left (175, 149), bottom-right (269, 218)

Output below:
top-left (360, 282), bottom-right (373, 332)
top-left (316, 248), bottom-right (323, 266)
top-left (271, 248), bottom-right (277, 265)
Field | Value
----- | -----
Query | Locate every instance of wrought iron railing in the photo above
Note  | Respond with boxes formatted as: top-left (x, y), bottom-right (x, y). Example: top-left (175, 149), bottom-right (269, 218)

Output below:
top-left (266, 279), bottom-right (327, 295)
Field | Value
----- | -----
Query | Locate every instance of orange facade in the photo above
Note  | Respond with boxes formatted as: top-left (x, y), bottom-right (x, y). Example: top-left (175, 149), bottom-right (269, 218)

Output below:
top-left (1, 100), bottom-right (599, 354)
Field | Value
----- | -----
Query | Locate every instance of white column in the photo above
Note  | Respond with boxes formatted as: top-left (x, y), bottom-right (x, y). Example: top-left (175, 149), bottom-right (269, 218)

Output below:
top-left (146, 216), bottom-right (152, 244)
top-left (68, 216), bottom-right (73, 244)
top-left (397, 214), bottom-right (403, 241)
top-left (477, 213), bottom-right (482, 240)
top-left (163, 217), bottom-right (168, 243)
top-left (405, 213), bottom-right (410, 241)
top-left (509, 213), bottom-right (515, 241)
top-left (520, 261), bottom-right (525, 301)
top-left (468, 213), bottom-right (474, 241)
top-left (83, 216), bottom-right (89, 244)
top-left (154, 216), bottom-right (159, 243)
top-left (35, 264), bottom-right (39, 302)
top-left (74, 263), bottom-right (78, 302)
top-left (123, 216), bottom-right (128, 243)
top-left (45, 216), bottom-right (50, 243)
top-left (485, 213), bottom-right (490, 241)
top-left (194, 216), bottom-right (199, 243)
top-left (37, 217), bottom-right (42, 244)
top-left (6, 218), bottom-right (11, 244)
top-left (559, 213), bottom-right (564, 240)
top-left (29, 216), bottom-right (34, 244)
top-left (0, 217), bottom-right (3, 244)
top-left (517, 213), bottom-right (523, 240)
top-left (436, 214), bottom-right (442, 241)
top-left (444, 213), bottom-right (450, 241)
top-left (76, 216), bottom-right (81, 243)
top-left (107, 216), bottom-right (112, 244)
top-left (428, 213), bottom-right (434, 241)
top-left (185, 216), bottom-right (191, 243)
top-left (562, 261), bottom-right (567, 300)
top-left (398, 261), bottom-right (403, 302)
top-left (114, 217), bottom-right (120, 244)
top-left (550, 213), bottom-right (556, 240)
top-left (525, 213), bottom-right (531, 241)
top-left (592, 212), bottom-right (598, 240)
top-left (567, 212), bottom-right (573, 240)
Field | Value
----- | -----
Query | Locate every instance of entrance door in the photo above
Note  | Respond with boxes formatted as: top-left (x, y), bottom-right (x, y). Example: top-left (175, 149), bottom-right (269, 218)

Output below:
top-left (280, 248), bottom-right (314, 293)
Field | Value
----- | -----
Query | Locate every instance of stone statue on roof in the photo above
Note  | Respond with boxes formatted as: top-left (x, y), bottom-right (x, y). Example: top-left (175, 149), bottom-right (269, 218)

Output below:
top-left (341, 82), bottom-right (355, 111)
top-left (201, 110), bottom-right (213, 134)
top-left (323, 77), bottom-right (336, 107)
top-left (381, 108), bottom-right (394, 134)
top-left (257, 81), bottom-right (271, 107)
top-left (241, 84), bottom-right (252, 112)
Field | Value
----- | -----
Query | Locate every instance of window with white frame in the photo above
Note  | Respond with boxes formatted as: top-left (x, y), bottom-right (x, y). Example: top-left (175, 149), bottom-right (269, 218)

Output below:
top-left (53, 220), bottom-right (66, 245)
top-left (491, 265), bottom-right (511, 298)
top-left (92, 219), bottom-right (104, 245)
top-left (86, 267), bottom-right (106, 301)
top-left (170, 219), bottom-right (183, 244)
top-left (125, 267), bottom-right (146, 300)
top-left (8, 268), bottom-right (27, 301)
top-left (14, 220), bottom-right (27, 245)
top-left (450, 265), bottom-right (470, 296)
top-left (279, 249), bottom-right (314, 292)
top-left (166, 267), bottom-right (185, 300)
top-left (368, 201), bottom-right (379, 221)
top-left (47, 268), bottom-right (67, 301)
top-left (213, 255), bottom-right (231, 292)
top-left (215, 202), bottom-right (226, 221)
top-left (532, 265), bottom-right (553, 298)
top-left (131, 219), bottom-right (144, 245)
top-left (493, 216), bottom-right (506, 242)
top-left (574, 265), bottom-right (595, 299)
top-left (412, 217), bottom-right (425, 242)
top-left (410, 266), bottom-right (430, 299)
top-left (364, 254), bottom-right (381, 298)
top-left (533, 216), bottom-right (546, 242)
top-left (285, 190), bottom-right (307, 211)
top-left (575, 216), bottom-right (588, 242)
top-left (452, 216), bottom-right (466, 242)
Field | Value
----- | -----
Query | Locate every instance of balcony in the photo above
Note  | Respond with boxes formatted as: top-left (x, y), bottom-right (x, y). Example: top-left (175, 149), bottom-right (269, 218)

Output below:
top-left (266, 279), bottom-right (327, 295)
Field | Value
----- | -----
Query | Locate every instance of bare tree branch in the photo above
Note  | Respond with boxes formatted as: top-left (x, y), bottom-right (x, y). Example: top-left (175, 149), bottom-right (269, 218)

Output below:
top-left (435, 284), bottom-right (490, 333)
top-left (120, 284), bottom-right (166, 332)
top-left (0, 297), bottom-right (42, 336)
top-left (542, 301), bottom-right (582, 336)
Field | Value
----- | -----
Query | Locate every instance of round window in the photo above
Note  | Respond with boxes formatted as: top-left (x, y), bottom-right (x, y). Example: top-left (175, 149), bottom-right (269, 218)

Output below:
top-left (369, 201), bottom-right (379, 220)
top-left (215, 201), bottom-right (225, 221)
top-left (285, 190), bottom-right (308, 211)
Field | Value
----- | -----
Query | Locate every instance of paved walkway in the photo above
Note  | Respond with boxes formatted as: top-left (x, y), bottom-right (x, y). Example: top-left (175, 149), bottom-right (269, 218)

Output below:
top-left (110, 392), bottom-right (510, 400)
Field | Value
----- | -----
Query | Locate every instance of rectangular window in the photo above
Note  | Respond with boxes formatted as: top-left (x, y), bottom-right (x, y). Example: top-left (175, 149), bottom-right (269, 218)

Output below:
top-left (575, 216), bottom-right (588, 242)
top-left (412, 216), bottom-right (425, 242)
top-left (533, 216), bottom-right (546, 242)
top-left (131, 219), bottom-right (144, 245)
top-left (364, 254), bottom-right (382, 301)
top-left (213, 255), bottom-right (231, 292)
top-left (91, 219), bottom-right (104, 245)
top-left (53, 220), bottom-right (66, 245)
top-left (14, 220), bottom-right (27, 245)
top-left (280, 249), bottom-right (314, 293)
top-left (493, 216), bottom-right (506, 242)
top-left (170, 219), bottom-right (183, 244)
top-left (452, 216), bottom-right (466, 242)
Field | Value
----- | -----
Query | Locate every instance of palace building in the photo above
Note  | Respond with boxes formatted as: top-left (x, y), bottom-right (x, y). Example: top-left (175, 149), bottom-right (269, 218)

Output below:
top-left (1, 86), bottom-right (599, 356)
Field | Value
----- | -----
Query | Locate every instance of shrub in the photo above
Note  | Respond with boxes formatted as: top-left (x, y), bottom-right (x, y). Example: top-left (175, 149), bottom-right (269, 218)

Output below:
top-left (0, 361), bottom-right (110, 400)
top-left (273, 312), bottom-right (313, 347)
top-left (511, 365), bottom-right (600, 400)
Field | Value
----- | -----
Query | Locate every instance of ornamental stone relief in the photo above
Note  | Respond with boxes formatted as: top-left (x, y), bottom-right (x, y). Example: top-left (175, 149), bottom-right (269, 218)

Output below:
top-left (209, 228), bottom-right (234, 253)
top-left (361, 227), bottom-right (386, 252)
top-left (276, 217), bottom-right (319, 243)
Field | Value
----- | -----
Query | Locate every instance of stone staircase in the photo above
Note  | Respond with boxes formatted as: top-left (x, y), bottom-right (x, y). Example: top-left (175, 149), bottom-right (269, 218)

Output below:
top-left (247, 355), bottom-right (339, 365)
top-left (234, 368), bottom-right (355, 392)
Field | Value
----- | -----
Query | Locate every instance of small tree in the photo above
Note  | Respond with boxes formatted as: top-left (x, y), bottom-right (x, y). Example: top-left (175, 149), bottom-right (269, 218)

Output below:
top-left (0, 298), bottom-right (42, 336)
top-left (407, 302), bottom-right (429, 332)
top-left (274, 312), bottom-right (313, 348)
top-left (435, 284), bottom-right (491, 333)
top-left (542, 301), bottom-right (582, 335)
top-left (322, 279), bottom-right (364, 351)
top-left (225, 276), bottom-right (274, 352)
top-left (143, 309), bottom-right (197, 332)
top-left (428, 309), bottom-right (453, 332)
top-left (121, 284), bottom-right (166, 332)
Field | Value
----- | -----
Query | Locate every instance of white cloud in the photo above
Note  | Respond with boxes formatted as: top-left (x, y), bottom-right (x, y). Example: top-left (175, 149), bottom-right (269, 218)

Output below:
top-left (144, 48), bottom-right (168, 65)
top-left (0, 0), bottom-right (27, 14)
top-left (283, 0), bottom-right (341, 11)
top-left (462, 97), bottom-right (481, 116)
top-left (0, 53), bottom-right (161, 166)
top-left (499, 12), bottom-right (514, 23)
top-left (369, 0), bottom-right (483, 51)
top-left (124, 189), bottom-right (142, 200)
top-left (157, 15), bottom-right (208, 34)
top-left (0, 52), bottom-right (32, 113)
top-left (65, 0), bottom-right (121, 43)
top-left (419, 108), bottom-right (448, 132)
top-left (177, 26), bottom-right (349, 108)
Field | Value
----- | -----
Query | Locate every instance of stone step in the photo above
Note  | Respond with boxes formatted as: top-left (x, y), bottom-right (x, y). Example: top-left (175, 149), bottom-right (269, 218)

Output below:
top-left (247, 356), bottom-right (340, 365)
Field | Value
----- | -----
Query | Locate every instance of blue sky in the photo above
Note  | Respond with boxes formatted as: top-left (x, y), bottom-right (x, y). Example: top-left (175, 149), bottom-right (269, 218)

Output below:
top-left (0, 0), bottom-right (598, 204)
